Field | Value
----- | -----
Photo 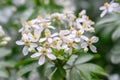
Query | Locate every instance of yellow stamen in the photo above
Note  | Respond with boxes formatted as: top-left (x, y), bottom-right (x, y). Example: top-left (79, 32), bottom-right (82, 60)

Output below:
top-left (82, 23), bottom-right (87, 28)
top-left (42, 47), bottom-right (47, 54)
top-left (33, 35), bottom-right (37, 39)
top-left (68, 40), bottom-right (73, 47)
top-left (104, 2), bottom-right (109, 8)
top-left (76, 31), bottom-right (81, 37)
top-left (45, 31), bottom-right (51, 37)
top-left (37, 15), bottom-right (42, 20)
top-left (44, 42), bottom-right (50, 48)
top-left (87, 39), bottom-right (92, 45)
top-left (42, 22), bottom-right (48, 28)
top-left (53, 40), bottom-right (58, 46)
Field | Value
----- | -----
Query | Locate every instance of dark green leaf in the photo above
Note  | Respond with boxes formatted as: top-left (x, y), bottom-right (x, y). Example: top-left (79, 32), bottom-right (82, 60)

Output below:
top-left (51, 67), bottom-right (66, 80)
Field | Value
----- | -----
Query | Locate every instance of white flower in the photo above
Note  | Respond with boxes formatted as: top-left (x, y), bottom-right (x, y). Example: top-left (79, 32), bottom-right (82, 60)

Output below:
top-left (51, 37), bottom-right (62, 50)
top-left (82, 36), bottom-right (99, 53)
top-left (76, 14), bottom-right (94, 32)
top-left (99, 1), bottom-right (119, 17)
top-left (79, 10), bottom-right (86, 17)
top-left (31, 47), bottom-right (56, 65)
top-left (16, 34), bottom-right (37, 55)
top-left (40, 22), bottom-right (55, 31)
top-left (39, 29), bottom-right (58, 43)
top-left (28, 29), bottom-right (41, 42)
top-left (69, 29), bottom-right (85, 42)
top-left (63, 39), bottom-right (79, 55)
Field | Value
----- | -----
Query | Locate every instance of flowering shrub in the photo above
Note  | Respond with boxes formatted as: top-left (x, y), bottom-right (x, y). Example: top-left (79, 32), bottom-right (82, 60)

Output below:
top-left (0, 0), bottom-right (120, 80)
top-left (16, 10), bottom-right (98, 65)
top-left (15, 9), bottom-right (108, 80)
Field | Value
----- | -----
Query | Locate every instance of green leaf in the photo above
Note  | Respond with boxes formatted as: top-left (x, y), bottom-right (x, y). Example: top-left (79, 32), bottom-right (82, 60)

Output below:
top-left (75, 53), bottom-right (94, 65)
top-left (0, 48), bottom-right (11, 58)
top-left (112, 26), bottom-right (120, 41)
top-left (51, 67), bottom-right (66, 80)
top-left (44, 63), bottom-right (55, 77)
top-left (16, 62), bottom-right (39, 78)
top-left (0, 69), bottom-right (9, 78)
top-left (76, 63), bottom-right (107, 76)
top-left (0, 61), bottom-right (16, 68)
top-left (67, 55), bottom-right (78, 66)
top-left (70, 67), bottom-right (82, 80)
top-left (110, 41), bottom-right (120, 64)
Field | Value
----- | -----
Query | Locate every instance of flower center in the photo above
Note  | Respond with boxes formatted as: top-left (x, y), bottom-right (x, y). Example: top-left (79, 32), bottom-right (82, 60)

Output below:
top-left (44, 42), bottom-right (50, 48)
top-left (104, 2), bottom-right (109, 8)
top-left (45, 31), bottom-right (51, 37)
top-left (24, 40), bottom-right (30, 45)
top-left (68, 40), bottom-right (73, 47)
top-left (76, 31), bottom-right (81, 37)
top-left (82, 23), bottom-right (87, 28)
top-left (87, 39), bottom-right (92, 45)
top-left (42, 47), bottom-right (47, 54)
top-left (37, 15), bottom-right (42, 20)
top-left (53, 40), bottom-right (58, 46)
top-left (42, 22), bottom-right (48, 28)
top-left (33, 34), bottom-right (37, 39)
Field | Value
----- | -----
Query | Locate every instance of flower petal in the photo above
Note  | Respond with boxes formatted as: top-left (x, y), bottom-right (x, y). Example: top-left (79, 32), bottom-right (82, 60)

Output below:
top-left (39, 38), bottom-right (46, 42)
top-left (90, 45), bottom-right (97, 53)
top-left (16, 41), bottom-right (24, 45)
top-left (22, 46), bottom-right (29, 56)
top-left (46, 53), bottom-right (56, 60)
top-left (38, 55), bottom-right (45, 65)
top-left (31, 52), bottom-right (41, 58)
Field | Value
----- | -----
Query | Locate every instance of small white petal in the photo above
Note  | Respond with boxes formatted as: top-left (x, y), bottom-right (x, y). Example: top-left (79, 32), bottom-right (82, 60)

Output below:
top-left (51, 33), bottom-right (58, 37)
top-left (16, 41), bottom-right (24, 45)
top-left (81, 36), bottom-right (88, 41)
top-left (48, 38), bottom-right (52, 43)
top-left (74, 38), bottom-right (80, 42)
top-left (37, 47), bottom-right (42, 52)
top-left (38, 55), bottom-right (45, 65)
top-left (73, 43), bottom-right (79, 49)
top-left (62, 44), bottom-right (68, 49)
top-left (91, 36), bottom-right (99, 43)
top-left (39, 38), bottom-right (46, 42)
top-left (81, 42), bottom-right (88, 48)
top-left (22, 46), bottom-right (29, 56)
top-left (31, 52), bottom-right (41, 58)
top-left (90, 45), bottom-right (97, 53)
top-left (48, 26), bottom-right (55, 29)
top-left (99, 6), bottom-right (106, 10)
top-left (30, 43), bottom-right (38, 47)
top-left (46, 53), bottom-right (56, 60)
top-left (100, 10), bottom-right (107, 17)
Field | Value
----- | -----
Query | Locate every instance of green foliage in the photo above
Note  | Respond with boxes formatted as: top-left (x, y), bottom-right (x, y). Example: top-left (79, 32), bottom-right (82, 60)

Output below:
top-left (16, 62), bottom-right (39, 78)
top-left (51, 67), bottom-right (66, 80)
top-left (66, 53), bottom-right (107, 80)
top-left (0, 48), bottom-right (11, 58)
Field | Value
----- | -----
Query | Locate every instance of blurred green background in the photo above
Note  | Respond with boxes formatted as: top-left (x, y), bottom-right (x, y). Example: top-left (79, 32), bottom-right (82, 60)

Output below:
top-left (0, 0), bottom-right (120, 80)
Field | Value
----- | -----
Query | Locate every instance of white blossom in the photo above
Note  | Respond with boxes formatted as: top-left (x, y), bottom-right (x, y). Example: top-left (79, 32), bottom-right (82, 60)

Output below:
top-left (99, 1), bottom-right (119, 17)
top-left (31, 47), bottom-right (56, 65)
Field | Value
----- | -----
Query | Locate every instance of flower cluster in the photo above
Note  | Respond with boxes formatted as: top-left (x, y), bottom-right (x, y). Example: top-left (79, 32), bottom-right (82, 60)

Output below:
top-left (0, 25), bottom-right (11, 46)
top-left (99, 1), bottom-right (119, 17)
top-left (16, 10), bottom-right (98, 65)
